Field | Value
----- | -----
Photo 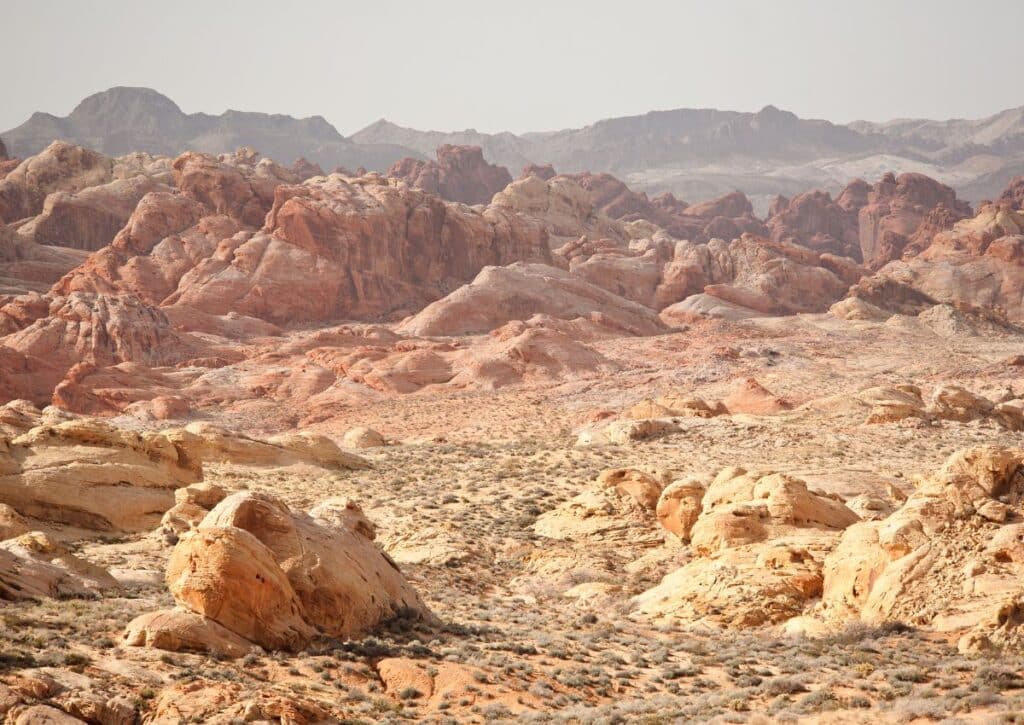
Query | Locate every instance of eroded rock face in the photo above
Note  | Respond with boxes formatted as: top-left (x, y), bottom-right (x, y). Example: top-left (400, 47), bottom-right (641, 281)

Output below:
top-left (388, 145), bottom-right (512, 205)
top-left (490, 174), bottom-right (626, 244)
top-left (534, 468), bottom-right (670, 542)
top-left (999, 176), bottom-right (1024, 211)
top-left (0, 292), bottom-right (190, 406)
top-left (133, 491), bottom-right (433, 653)
top-left (14, 175), bottom-right (167, 252)
top-left (853, 205), bottom-right (1024, 321)
top-left (818, 447), bottom-right (1024, 651)
top-left (171, 149), bottom-right (295, 228)
top-left (767, 190), bottom-right (860, 260)
top-left (854, 172), bottom-right (972, 269)
top-left (162, 174), bottom-right (550, 324)
top-left (0, 141), bottom-right (114, 223)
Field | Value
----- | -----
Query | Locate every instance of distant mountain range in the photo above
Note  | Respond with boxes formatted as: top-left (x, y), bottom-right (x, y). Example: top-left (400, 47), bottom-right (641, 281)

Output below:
top-left (5, 87), bottom-right (1024, 211)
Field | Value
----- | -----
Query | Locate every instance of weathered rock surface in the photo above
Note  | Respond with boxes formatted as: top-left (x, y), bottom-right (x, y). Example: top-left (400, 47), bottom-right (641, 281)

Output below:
top-left (854, 204), bottom-right (1024, 321)
top-left (0, 418), bottom-right (201, 531)
top-left (854, 172), bottom-right (972, 269)
top-left (534, 468), bottom-right (670, 542)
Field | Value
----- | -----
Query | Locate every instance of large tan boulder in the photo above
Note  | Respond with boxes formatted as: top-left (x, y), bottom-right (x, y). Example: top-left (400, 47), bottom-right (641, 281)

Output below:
top-left (655, 478), bottom-right (706, 541)
top-left (138, 491), bottom-right (433, 654)
top-left (166, 524), bottom-right (314, 651)
top-left (123, 608), bottom-right (257, 659)
top-left (342, 426), bottom-right (386, 448)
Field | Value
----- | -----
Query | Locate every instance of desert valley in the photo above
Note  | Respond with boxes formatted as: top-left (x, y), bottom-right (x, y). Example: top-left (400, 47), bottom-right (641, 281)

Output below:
top-left (2, 78), bottom-right (1024, 725)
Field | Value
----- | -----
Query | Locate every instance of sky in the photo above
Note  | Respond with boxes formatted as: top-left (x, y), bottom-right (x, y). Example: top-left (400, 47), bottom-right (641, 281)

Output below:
top-left (3, 0), bottom-right (1023, 136)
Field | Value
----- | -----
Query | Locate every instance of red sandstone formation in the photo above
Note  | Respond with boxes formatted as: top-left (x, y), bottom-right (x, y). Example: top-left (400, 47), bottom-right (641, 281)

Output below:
top-left (387, 145), bottom-right (512, 205)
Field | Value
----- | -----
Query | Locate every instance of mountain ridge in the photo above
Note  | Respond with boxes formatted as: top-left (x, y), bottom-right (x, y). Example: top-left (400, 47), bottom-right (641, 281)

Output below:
top-left (5, 87), bottom-right (1024, 208)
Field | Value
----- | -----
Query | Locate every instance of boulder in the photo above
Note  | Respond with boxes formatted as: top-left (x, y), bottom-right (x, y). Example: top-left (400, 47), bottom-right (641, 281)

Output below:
top-left (123, 608), bottom-right (256, 658)
top-left (534, 468), bottom-right (669, 542)
top-left (342, 426), bottom-right (386, 448)
top-left (655, 478), bottom-right (706, 541)
top-left (634, 467), bottom-right (857, 627)
top-left (138, 492), bottom-right (433, 654)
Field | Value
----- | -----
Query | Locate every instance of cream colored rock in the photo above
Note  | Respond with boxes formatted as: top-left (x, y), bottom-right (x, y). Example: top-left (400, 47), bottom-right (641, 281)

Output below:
top-left (857, 385), bottom-right (927, 424)
top-left (690, 469), bottom-right (858, 555)
top-left (596, 468), bottom-right (667, 511)
top-left (576, 418), bottom-right (680, 446)
top-left (534, 469), bottom-right (666, 542)
top-left (634, 544), bottom-right (825, 627)
top-left (0, 418), bottom-right (201, 531)
top-left (926, 384), bottom-right (993, 422)
top-left (168, 423), bottom-right (370, 470)
top-left (166, 524), bottom-right (314, 651)
top-left (342, 426), bottom-right (386, 448)
top-left (635, 466), bottom-right (857, 627)
top-left (655, 478), bottom-right (706, 541)
top-left (0, 503), bottom-right (30, 539)
top-left (819, 446), bottom-right (1024, 640)
top-left (123, 608), bottom-right (256, 659)
top-left (829, 296), bottom-right (889, 321)
top-left (158, 483), bottom-right (229, 537)
top-left (0, 531), bottom-right (116, 600)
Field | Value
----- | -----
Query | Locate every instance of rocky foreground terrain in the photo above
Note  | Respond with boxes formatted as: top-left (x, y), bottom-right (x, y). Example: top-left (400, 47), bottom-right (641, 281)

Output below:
top-left (1, 133), bottom-right (1024, 723)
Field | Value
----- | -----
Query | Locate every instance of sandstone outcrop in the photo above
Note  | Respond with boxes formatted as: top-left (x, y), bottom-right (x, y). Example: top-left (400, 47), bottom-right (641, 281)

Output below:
top-left (0, 531), bottom-right (117, 600)
top-left (0, 292), bottom-right (192, 406)
top-left (534, 468), bottom-right (670, 542)
top-left (397, 262), bottom-right (666, 337)
top-left (129, 491), bottom-right (433, 654)
top-left (490, 174), bottom-right (626, 244)
top-left (163, 174), bottom-right (550, 324)
top-left (999, 175), bottom-right (1024, 211)
top-left (818, 446), bottom-right (1024, 652)
top-left (635, 467), bottom-right (858, 627)
top-left (857, 383), bottom-right (1023, 429)
top-left (0, 141), bottom-right (116, 223)
top-left (853, 172), bottom-right (972, 269)
top-left (388, 145), bottom-right (512, 205)
top-left (166, 423), bottom-right (370, 470)
top-left (767, 190), bottom-right (860, 259)
top-left (853, 204), bottom-right (1024, 321)
top-left (0, 418), bottom-right (201, 531)
top-left (342, 426), bottom-right (386, 448)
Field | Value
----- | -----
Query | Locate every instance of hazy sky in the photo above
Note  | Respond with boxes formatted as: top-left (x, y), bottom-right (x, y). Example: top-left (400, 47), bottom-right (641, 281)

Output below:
top-left (4, 0), bottom-right (1023, 135)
